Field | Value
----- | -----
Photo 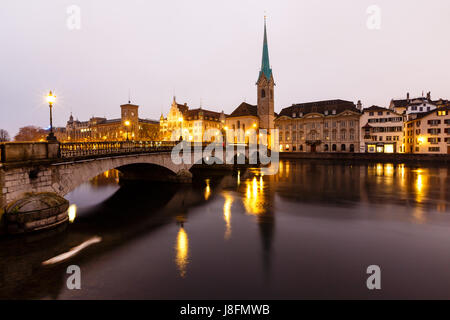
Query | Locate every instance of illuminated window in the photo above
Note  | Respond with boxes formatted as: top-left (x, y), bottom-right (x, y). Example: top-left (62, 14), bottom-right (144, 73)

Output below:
top-left (384, 144), bottom-right (394, 153)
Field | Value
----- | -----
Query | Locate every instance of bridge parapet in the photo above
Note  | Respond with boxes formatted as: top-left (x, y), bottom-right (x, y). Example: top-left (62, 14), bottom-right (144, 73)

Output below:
top-left (60, 141), bottom-right (178, 159)
top-left (0, 141), bottom-right (59, 164)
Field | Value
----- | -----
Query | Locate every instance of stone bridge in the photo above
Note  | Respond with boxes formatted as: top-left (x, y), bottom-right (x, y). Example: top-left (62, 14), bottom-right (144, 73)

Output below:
top-left (0, 141), bottom-right (255, 233)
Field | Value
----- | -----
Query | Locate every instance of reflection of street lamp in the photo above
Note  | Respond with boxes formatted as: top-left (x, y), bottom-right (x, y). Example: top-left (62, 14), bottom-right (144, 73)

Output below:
top-left (46, 91), bottom-right (57, 141)
top-left (178, 117), bottom-right (183, 141)
top-left (125, 120), bottom-right (131, 141)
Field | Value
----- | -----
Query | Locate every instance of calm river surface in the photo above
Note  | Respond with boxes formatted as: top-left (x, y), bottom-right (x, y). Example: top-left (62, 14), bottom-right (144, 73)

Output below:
top-left (1, 160), bottom-right (450, 299)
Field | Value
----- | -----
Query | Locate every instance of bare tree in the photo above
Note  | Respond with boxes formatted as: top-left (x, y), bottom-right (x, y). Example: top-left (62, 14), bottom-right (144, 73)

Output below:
top-left (0, 129), bottom-right (10, 142)
top-left (14, 126), bottom-right (47, 142)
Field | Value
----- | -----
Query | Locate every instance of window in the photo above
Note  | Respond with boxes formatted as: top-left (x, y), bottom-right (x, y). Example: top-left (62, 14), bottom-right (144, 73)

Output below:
top-left (340, 130), bottom-right (346, 140)
top-left (369, 112), bottom-right (374, 116)
top-left (428, 120), bottom-right (441, 126)
top-left (332, 144), bottom-right (336, 151)
top-left (429, 147), bottom-right (440, 152)
top-left (428, 128), bottom-right (441, 135)
top-left (324, 144), bottom-right (329, 151)
top-left (349, 129), bottom-right (355, 140)
top-left (261, 89), bottom-right (266, 98)
top-left (350, 144), bottom-right (355, 152)
top-left (341, 144), bottom-right (346, 152)
top-left (438, 110), bottom-right (449, 116)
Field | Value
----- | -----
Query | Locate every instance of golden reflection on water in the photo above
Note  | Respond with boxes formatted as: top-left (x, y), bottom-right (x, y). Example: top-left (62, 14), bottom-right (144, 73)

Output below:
top-left (68, 204), bottom-right (77, 223)
top-left (175, 227), bottom-right (189, 278)
top-left (204, 179), bottom-right (211, 200)
top-left (91, 169), bottom-right (120, 185)
top-left (223, 192), bottom-right (233, 240)
top-left (243, 176), bottom-right (266, 216)
top-left (414, 169), bottom-right (427, 204)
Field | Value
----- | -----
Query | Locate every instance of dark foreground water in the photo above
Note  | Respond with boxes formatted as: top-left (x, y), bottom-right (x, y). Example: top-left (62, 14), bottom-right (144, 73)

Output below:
top-left (1, 160), bottom-right (450, 299)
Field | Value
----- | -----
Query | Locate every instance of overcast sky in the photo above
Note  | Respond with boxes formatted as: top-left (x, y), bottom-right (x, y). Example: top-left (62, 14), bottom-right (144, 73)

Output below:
top-left (1, 0), bottom-right (450, 137)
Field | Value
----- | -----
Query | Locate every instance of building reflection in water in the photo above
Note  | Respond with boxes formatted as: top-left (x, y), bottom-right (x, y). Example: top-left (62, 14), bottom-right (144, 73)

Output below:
top-left (90, 169), bottom-right (120, 186)
top-left (223, 192), bottom-right (233, 240)
top-left (175, 226), bottom-right (189, 278)
top-left (244, 176), bottom-right (266, 216)
top-left (240, 172), bottom-right (275, 279)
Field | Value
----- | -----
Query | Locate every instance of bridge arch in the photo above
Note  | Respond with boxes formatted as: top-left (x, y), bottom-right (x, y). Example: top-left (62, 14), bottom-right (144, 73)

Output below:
top-left (53, 153), bottom-right (193, 197)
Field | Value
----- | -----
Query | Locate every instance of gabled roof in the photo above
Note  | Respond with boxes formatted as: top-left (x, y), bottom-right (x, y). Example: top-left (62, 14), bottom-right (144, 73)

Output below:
top-left (390, 99), bottom-right (409, 108)
top-left (227, 102), bottom-right (258, 118)
top-left (184, 108), bottom-right (225, 120)
top-left (277, 99), bottom-right (358, 118)
top-left (139, 118), bottom-right (159, 125)
top-left (362, 105), bottom-right (388, 112)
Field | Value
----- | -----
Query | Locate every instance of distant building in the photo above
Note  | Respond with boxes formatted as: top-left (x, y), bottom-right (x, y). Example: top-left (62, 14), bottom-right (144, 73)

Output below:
top-left (389, 92), bottom-right (437, 119)
top-left (159, 97), bottom-right (226, 142)
top-left (404, 106), bottom-right (450, 154)
top-left (65, 102), bottom-right (159, 142)
top-left (275, 100), bottom-right (361, 152)
top-left (360, 106), bottom-right (405, 153)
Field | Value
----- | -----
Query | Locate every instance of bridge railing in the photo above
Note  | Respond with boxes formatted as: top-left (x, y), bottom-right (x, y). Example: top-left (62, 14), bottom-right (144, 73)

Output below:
top-left (59, 141), bottom-right (178, 158)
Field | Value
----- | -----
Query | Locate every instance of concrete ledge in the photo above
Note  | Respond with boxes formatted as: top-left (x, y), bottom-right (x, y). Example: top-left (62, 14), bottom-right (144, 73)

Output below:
top-left (280, 152), bottom-right (450, 163)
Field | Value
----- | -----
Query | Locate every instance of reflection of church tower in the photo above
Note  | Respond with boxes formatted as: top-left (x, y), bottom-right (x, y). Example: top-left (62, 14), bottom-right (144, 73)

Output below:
top-left (257, 17), bottom-right (275, 131)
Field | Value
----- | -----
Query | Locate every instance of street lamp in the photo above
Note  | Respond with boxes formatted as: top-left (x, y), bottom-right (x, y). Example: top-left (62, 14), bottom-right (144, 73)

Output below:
top-left (125, 120), bottom-right (131, 141)
top-left (46, 91), bottom-right (57, 141)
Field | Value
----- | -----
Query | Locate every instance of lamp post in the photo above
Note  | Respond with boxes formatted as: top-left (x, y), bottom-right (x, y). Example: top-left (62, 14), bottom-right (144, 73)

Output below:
top-left (46, 91), bottom-right (57, 141)
top-left (125, 120), bottom-right (131, 141)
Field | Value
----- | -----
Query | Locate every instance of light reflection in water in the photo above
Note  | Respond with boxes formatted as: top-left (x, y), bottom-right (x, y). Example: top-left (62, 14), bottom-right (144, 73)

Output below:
top-left (223, 192), bottom-right (233, 240)
top-left (415, 169), bottom-right (427, 204)
top-left (68, 204), bottom-right (77, 223)
top-left (204, 179), bottom-right (211, 200)
top-left (175, 227), bottom-right (189, 278)
top-left (243, 175), bottom-right (266, 215)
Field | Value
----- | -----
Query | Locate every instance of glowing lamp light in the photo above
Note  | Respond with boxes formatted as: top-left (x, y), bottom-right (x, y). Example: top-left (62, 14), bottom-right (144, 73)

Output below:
top-left (68, 204), bottom-right (77, 223)
top-left (124, 120), bottom-right (131, 126)
top-left (46, 91), bottom-right (56, 104)
top-left (178, 117), bottom-right (183, 122)
top-left (417, 136), bottom-right (425, 144)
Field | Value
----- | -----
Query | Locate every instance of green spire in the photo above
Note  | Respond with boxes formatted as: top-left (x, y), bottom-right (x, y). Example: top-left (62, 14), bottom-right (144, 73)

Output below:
top-left (259, 17), bottom-right (272, 81)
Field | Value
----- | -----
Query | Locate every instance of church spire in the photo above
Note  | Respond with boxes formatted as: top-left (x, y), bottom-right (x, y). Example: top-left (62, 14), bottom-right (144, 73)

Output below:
top-left (259, 16), bottom-right (272, 81)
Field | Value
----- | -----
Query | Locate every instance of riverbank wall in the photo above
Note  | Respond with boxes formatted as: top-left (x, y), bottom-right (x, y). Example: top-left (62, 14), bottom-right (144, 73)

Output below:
top-left (280, 152), bottom-right (450, 164)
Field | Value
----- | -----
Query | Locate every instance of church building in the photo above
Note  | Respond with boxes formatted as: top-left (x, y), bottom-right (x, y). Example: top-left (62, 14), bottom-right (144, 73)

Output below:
top-left (225, 17), bottom-right (277, 144)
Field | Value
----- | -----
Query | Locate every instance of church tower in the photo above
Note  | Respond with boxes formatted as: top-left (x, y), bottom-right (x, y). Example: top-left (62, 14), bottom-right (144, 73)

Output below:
top-left (257, 17), bottom-right (275, 130)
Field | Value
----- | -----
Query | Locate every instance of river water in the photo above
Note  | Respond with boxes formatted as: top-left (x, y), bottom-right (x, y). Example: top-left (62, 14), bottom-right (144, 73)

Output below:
top-left (0, 160), bottom-right (450, 299)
